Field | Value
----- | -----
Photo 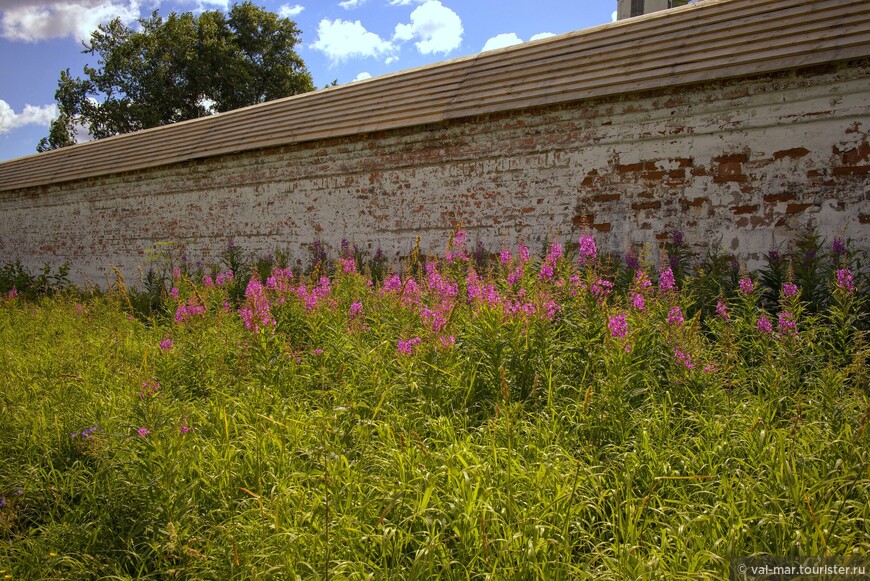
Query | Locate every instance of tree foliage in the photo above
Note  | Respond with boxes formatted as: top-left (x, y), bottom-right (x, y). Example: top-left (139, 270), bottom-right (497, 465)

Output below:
top-left (38, 2), bottom-right (313, 152)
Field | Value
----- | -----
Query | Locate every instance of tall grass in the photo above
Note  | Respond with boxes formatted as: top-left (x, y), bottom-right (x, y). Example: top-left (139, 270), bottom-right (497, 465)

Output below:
top-left (0, 231), bottom-right (868, 579)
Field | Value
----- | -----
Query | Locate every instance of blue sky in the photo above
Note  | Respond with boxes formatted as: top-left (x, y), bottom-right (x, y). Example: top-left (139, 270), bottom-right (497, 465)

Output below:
top-left (0, 0), bottom-right (617, 162)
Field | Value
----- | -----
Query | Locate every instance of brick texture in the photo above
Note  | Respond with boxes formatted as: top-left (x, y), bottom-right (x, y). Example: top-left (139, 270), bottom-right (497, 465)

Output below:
top-left (1, 61), bottom-right (869, 285)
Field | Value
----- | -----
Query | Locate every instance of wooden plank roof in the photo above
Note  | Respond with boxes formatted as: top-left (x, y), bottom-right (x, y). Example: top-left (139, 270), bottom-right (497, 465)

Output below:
top-left (1, 0), bottom-right (869, 192)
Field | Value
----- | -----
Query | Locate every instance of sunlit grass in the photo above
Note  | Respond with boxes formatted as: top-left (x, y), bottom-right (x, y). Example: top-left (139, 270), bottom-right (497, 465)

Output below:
top-left (0, 232), bottom-right (868, 579)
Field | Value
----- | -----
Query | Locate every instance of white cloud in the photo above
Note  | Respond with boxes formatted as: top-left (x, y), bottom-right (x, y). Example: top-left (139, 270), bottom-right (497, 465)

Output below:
top-left (611, 10), bottom-right (617, 22)
top-left (481, 32), bottom-right (522, 52)
top-left (278, 4), bottom-right (304, 17)
top-left (352, 71), bottom-right (371, 82)
top-left (393, 0), bottom-right (461, 55)
top-left (338, 0), bottom-right (365, 9)
top-left (0, 99), bottom-right (58, 134)
top-left (384, 55), bottom-right (398, 64)
top-left (0, 0), bottom-right (140, 42)
top-left (529, 32), bottom-right (555, 41)
top-left (311, 18), bottom-right (395, 63)
top-left (192, 0), bottom-right (228, 10)
top-left (388, 0), bottom-right (424, 5)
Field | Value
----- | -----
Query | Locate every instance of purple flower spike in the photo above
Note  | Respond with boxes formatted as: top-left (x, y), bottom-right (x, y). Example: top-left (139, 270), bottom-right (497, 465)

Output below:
top-left (836, 269), bottom-right (856, 293)
top-left (716, 299), bottom-right (729, 321)
top-left (658, 267), bottom-right (676, 292)
top-left (609, 315), bottom-right (628, 339)
top-left (782, 283), bottom-right (798, 298)
top-left (577, 235), bottom-right (598, 265)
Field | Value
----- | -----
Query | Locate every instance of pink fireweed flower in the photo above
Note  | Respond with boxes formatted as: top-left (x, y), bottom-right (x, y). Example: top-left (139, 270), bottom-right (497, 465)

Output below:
top-left (402, 277), bottom-right (421, 302)
top-left (339, 257), bottom-right (357, 274)
top-left (508, 267), bottom-right (524, 286)
top-left (215, 270), bottom-right (234, 287)
top-left (170, 287), bottom-right (180, 299)
top-left (634, 270), bottom-right (653, 290)
top-left (139, 381), bottom-right (160, 399)
top-left (777, 311), bottom-right (797, 336)
top-left (577, 234), bottom-right (597, 265)
top-left (630, 293), bottom-right (645, 311)
top-left (137, 428), bottom-right (149, 437)
top-left (159, 338), bottom-right (173, 351)
top-left (349, 301), bottom-right (363, 318)
top-left (658, 267), bottom-right (676, 292)
top-left (439, 335), bottom-right (455, 348)
top-left (518, 244), bottom-right (530, 263)
top-left (674, 347), bottom-right (695, 370)
top-left (446, 230), bottom-right (469, 263)
top-left (467, 272), bottom-right (501, 308)
top-left (703, 362), bottom-right (718, 374)
top-left (312, 349), bottom-right (324, 356)
top-left (538, 263), bottom-right (554, 281)
top-left (383, 274), bottom-right (403, 293)
top-left (836, 269), bottom-right (856, 293)
top-left (739, 277), bottom-right (755, 295)
top-left (425, 264), bottom-right (459, 299)
top-left (239, 277), bottom-right (275, 332)
top-left (175, 301), bottom-right (206, 323)
top-left (757, 314), bottom-right (773, 335)
top-left (543, 298), bottom-right (561, 320)
top-left (591, 279), bottom-right (613, 300)
top-left (499, 248), bottom-right (512, 265)
top-left (7, 288), bottom-right (18, 298)
top-left (546, 243), bottom-right (563, 264)
top-left (204, 275), bottom-right (214, 287)
top-left (782, 283), bottom-right (798, 298)
top-left (172, 267), bottom-right (181, 280)
top-left (266, 268), bottom-right (293, 294)
top-left (667, 306), bottom-right (684, 326)
top-left (180, 425), bottom-right (191, 434)
top-left (716, 299), bottom-right (729, 321)
top-left (609, 315), bottom-right (628, 338)
top-left (397, 337), bottom-right (421, 355)
top-left (421, 306), bottom-right (448, 332)
top-left (75, 303), bottom-right (84, 314)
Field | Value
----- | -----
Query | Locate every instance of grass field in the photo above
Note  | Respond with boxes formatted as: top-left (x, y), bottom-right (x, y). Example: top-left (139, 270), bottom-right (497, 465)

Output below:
top-left (1, 232), bottom-right (868, 579)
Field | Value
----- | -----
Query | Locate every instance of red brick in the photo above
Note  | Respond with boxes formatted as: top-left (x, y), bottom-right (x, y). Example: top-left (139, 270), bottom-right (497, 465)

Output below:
top-left (786, 203), bottom-right (814, 214)
top-left (763, 192), bottom-right (796, 203)
top-left (832, 166), bottom-right (870, 176)
top-left (632, 201), bottom-right (661, 211)
top-left (680, 197), bottom-right (709, 207)
top-left (581, 169), bottom-right (599, 186)
top-left (642, 170), bottom-right (667, 180)
top-left (731, 204), bottom-right (758, 215)
top-left (713, 153), bottom-right (749, 164)
top-left (714, 162), bottom-right (748, 183)
top-left (772, 147), bottom-right (810, 160)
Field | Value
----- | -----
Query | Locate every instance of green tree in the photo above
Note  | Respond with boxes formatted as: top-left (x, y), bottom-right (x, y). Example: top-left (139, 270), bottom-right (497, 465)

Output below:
top-left (38, 2), bottom-right (313, 152)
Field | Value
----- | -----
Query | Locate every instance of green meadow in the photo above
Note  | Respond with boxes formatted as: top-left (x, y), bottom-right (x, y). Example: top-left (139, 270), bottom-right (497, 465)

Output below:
top-left (1, 232), bottom-right (868, 579)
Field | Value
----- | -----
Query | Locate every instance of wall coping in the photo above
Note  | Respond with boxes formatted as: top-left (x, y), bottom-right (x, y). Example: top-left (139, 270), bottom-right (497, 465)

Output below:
top-left (1, 0), bottom-right (869, 193)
